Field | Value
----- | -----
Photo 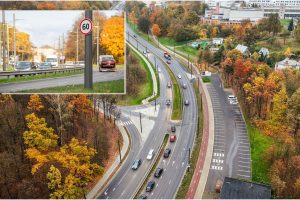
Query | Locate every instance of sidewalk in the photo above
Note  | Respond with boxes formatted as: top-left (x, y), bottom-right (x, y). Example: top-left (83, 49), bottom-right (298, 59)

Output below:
top-left (86, 122), bottom-right (130, 199)
top-left (127, 42), bottom-right (158, 104)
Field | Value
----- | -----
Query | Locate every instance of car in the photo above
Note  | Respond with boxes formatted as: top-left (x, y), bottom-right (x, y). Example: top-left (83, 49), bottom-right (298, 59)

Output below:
top-left (99, 55), bottom-right (116, 71)
top-left (138, 194), bottom-right (147, 199)
top-left (158, 68), bottom-right (161, 73)
top-left (164, 52), bottom-right (171, 60)
top-left (133, 34), bottom-right (137, 38)
top-left (166, 99), bottom-right (171, 106)
top-left (167, 82), bottom-right (172, 88)
top-left (132, 159), bottom-right (142, 170)
top-left (170, 134), bottom-right (176, 142)
top-left (146, 49), bottom-right (150, 53)
top-left (184, 100), bottom-right (189, 106)
top-left (147, 149), bottom-right (155, 160)
top-left (171, 125), bottom-right (176, 132)
top-left (230, 99), bottom-right (239, 105)
top-left (154, 168), bottom-right (163, 178)
top-left (143, 51), bottom-right (147, 54)
top-left (38, 62), bottom-right (52, 70)
top-left (146, 181), bottom-right (155, 192)
top-left (15, 61), bottom-right (34, 71)
top-left (182, 83), bottom-right (187, 89)
top-left (178, 74), bottom-right (182, 79)
top-left (228, 95), bottom-right (237, 101)
top-left (163, 148), bottom-right (171, 158)
top-left (167, 60), bottom-right (171, 64)
top-left (78, 61), bottom-right (85, 66)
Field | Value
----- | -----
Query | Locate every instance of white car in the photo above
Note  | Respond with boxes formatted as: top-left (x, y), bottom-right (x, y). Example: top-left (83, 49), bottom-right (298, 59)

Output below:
top-left (228, 95), bottom-right (237, 101)
top-left (230, 99), bottom-right (239, 105)
top-left (147, 149), bottom-right (155, 160)
top-left (178, 74), bottom-right (182, 79)
top-left (158, 68), bottom-right (161, 72)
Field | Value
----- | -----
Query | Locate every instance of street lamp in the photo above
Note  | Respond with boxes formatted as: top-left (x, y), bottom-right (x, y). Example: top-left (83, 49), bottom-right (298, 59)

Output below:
top-left (94, 23), bottom-right (100, 67)
top-left (12, 13), bottom-right (24, 68)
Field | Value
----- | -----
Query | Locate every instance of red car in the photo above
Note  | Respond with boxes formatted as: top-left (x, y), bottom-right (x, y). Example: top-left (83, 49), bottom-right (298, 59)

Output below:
top-left (99, 55), bottom-right (116, 71)
top-left (170, 134), bottom-right (176, 142)
top-left (167, 60), bottom-right (171, 64)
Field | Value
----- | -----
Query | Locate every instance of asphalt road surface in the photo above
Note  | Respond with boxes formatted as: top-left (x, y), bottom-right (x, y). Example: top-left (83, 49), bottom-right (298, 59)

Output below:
top-left (204, 74), bottom-right (251, 191)
top-left (0, 69), bottom-right (124, 93)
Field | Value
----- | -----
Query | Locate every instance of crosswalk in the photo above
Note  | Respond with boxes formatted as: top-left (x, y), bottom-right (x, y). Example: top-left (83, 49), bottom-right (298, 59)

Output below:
top-left (119, 120), bottom-right (133, 126)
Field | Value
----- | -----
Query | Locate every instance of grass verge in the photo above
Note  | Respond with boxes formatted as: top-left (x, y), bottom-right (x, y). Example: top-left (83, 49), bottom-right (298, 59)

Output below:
top-left (158, 37), bottom-right (192, 47)
top-left (202, 77), bottom-right (211, 83)
top-left (176, 46), bottom-right (198, 57)
top-left (20, 79), bottom-right (124, 93)
top-left (134, 133), bottom-right (169, 199)
top-left (247, 122), bottom-right (275, 184)
top-left (176, 82), bottom-right (203, 198)
top-left (118, 48), bottom-right (153, 105)
top-left (0, 70), bottom-right (83, 84)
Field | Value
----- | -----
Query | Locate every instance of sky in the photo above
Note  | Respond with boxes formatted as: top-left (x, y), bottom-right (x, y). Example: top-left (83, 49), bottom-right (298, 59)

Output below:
top-left (4, 10), bottom-right (122, 47)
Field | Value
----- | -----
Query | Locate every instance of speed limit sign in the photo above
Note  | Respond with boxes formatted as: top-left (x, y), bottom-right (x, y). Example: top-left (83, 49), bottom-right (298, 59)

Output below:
top-left (80, 18), bottom-right (93, 35)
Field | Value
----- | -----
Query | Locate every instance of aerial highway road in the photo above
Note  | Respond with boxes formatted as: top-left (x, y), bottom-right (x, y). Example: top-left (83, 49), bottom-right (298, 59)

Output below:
top-left (0, 69), bottom-right (124, 93)
top-left (204, 74), bottom-right (251, 192)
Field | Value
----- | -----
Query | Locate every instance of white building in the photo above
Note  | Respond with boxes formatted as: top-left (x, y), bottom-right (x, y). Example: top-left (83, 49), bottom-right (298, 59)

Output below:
top-left (235, 44), bottom-right (251, 57)
top-left (259, 47), bottom-right (269, 57)
top-left (212, 38), bottom-right (224, 45)
top-left (275, 58), bottom-right (300, 70)
top-left (248, 0), bottom-right (300, 7)
top-left (34, 45), bottom-right (57, 62)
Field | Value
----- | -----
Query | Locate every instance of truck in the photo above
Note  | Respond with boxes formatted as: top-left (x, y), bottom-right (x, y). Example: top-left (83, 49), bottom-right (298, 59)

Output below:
top-left (46, 55), bottom-right (58, 67)
top-left (99, 55), bottom-right (116, 72)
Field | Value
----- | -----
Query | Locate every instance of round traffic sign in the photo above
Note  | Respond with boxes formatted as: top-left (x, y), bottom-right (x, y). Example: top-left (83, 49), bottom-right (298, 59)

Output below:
top-left (80, 18), bottom-right (93, 35)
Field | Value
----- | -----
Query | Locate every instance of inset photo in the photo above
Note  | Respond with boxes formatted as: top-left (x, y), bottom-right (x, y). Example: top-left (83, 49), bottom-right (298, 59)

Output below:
top-left (0, 10), bottom-right (125, 94)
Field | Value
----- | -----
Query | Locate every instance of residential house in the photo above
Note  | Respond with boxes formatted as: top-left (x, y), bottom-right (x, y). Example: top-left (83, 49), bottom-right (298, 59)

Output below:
top-left (212, 38), bottom-right (224, 45)
top-left (235, 44), bottom-right (251, 57)
top-left (258, 47), bottom-right (269, 57)
top-left (275, 58), bottom-right (300, 70)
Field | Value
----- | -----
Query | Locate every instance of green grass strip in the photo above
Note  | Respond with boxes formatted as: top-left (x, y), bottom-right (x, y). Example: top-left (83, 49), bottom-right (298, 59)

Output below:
top-left (176, 81), bottom-right (203, 198)
top-left (0, 69), bottom-right (83, 84)
top-left (19, 79), bottom-right (124, 93)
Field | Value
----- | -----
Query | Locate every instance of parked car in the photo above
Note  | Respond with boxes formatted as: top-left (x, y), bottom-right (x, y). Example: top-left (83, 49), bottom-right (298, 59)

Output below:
top-left (171, 125), bottom-right (176, 132)
top-left (154, 168), bottom-right (163, 178)
top-left (163, 148), bottom-right (171, 158)
top-left (184, 100), bottom-right (189, 106)
top-left (146, 181), bottom-right (155, 192)
top-left (38, 62), bottom-right (52, 70)
top-left (170, 134), bottom-right (176, 142)
top-left (15, 61), bottom-right (34, 71)
top-left (138, 194), bottom-right (147, 199)
top-left (166, 99), bottom-right (171, 106)
top-left (147, 149), bottom-right (155, 160)
top-left (132, 159), bottom-right (142, 170)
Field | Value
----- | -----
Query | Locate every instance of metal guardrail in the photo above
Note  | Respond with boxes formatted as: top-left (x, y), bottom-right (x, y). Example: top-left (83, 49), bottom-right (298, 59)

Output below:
top-left (0, 65), bottom-right (84, 78)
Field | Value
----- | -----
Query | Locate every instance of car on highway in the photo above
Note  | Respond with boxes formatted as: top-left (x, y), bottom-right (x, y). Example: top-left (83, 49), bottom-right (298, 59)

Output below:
top-left (143, 51), bottom-right (147, 54)
top-left (15, 61), bottom-right (35, 71)
top-left (167, 60), bottom-right (171, 64)
top-left (138, 194), bottom-right (147, 199)
top-left (170, 134), bottom-right (176, 142)
top-left (164, 148), bottom-right (171, 158)
top-left (167, 82), bottom-right (172, 88)
top-left (146, 181), bottom-right (155, 192)
top-left (38, 62), bottom-right (52, 70)
top-left (147, 149), bottom-right (155, 160)
top-left (166, 99), bottom-right (171, 106)
top-left (178, 74), bottom-right (182, 79)
top-left (154, 167), bottom-right (163, 178)
top-left (133, 34), bottom-right (137, 38)
top-left (99, 55), bottom-right (116, 72)
top-left (229, 99), bottom-right (239, 105)
top-left (228, 95), bottom-right (237, 101)
top-left (78, 61), bottom-right (85, 66)
top-left (164, 52), bottom-right (171, 60)
top-left (158, 68), bottom-right (161, 73)
top-left (171, 125), bottom-right (176, 132)
top-left (182, 83), bottom-right (187, 89)
top-left (184, 100), bottom-right (189, 106)
top-left (132, 159), bottom-right (142, 170)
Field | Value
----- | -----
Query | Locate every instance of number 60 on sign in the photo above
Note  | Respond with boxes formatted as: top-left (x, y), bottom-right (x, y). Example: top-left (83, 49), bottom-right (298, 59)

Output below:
top-left (80, 18), bottom-right (93, 35)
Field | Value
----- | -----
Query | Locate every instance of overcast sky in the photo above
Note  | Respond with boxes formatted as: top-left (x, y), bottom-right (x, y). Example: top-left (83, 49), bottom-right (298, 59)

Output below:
top-left (4, 10), bottom-right (122, 47)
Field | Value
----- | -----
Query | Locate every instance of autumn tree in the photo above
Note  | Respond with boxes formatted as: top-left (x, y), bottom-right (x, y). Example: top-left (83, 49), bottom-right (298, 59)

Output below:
top-left (152, 24), bottom-right (161, 37)
top-left (100, 16), bottom-right (124, 63)
top-left (27, 94), bottom-right (44, 112)
top-left (288, 88), bottom-right (300, 136)
top-left (295, 21), bottom-right (300, 42)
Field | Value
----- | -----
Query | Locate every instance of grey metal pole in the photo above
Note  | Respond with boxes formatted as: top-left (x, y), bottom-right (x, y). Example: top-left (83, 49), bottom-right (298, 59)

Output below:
top-left (84, 10), bottom-right (93, 89)
top-left (139, 112), bottom-right (142, 133)
top-left (2, 10), bottom-right (6, 71)
top-left (7, 24), bottom-right (9, 64)
top-left (58, 36), bottom-right (60, 65)
top-left (76, 26), bottom-right (79, 64)
top-left (62, 33), bottom-right (64, 64)
top-left (96, 22), bottom-right (99, 68)
top-left (13, 13), bottom-right (16, 68)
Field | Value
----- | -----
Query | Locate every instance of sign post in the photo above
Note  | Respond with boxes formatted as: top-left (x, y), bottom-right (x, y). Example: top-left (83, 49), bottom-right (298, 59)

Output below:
top-left (80, 11), bottom-right (93, 89)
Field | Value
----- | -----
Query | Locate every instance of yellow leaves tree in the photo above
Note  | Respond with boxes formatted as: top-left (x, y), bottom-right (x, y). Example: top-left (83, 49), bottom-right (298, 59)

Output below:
top-left (28, 94), bottom-right (44, 112)
top-left (100, 16), bottom-right (124, 63)
top-left (152, 24), bottom-right (161, 37)
top-left (284, 47), bottom-right (292, 57)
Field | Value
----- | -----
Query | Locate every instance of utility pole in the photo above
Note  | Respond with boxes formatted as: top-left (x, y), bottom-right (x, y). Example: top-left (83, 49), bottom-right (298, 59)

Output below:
top-left (2, 10), bottom-right (6, 71)
top-left (139, 112), bottom-right (142, 133)
top-left (62, 33), bottom-right (64, 64)
top-left (117, 129), bottom-right (122, 163)
top-left (7, 24), bottom-right (9, 64)
top-left (76, 26), bottom-right (79, 64)
top-left (58, 36), bottom-right (60, 65)
top-left (84, 10), bottom-right (93, 89)
top-left (96, 22), bottom-right (99, 68)
top-left (13, 13), bottom-right (16, 68)
top-left (154, 56), bottom-right (156, 69)
top-left (154, 92), bottom-right (157, 111)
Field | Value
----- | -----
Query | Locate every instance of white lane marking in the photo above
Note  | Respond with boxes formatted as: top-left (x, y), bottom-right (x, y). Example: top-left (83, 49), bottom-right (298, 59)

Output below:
top-left (238, 169), bottom-right (251, 173)
top-left (238, 160), bottom-right (251, 164)
top-left (169, 180), bottom-right (172, 185)
top-left (172, 161), bottom-right (175, 166)
top-left (113, 188), bottom-right (115, 191)
top-left (237, 174), bottom-right (251, 178)
top-left (211, 165), bottom-right (223, 170)
top-left (238, 165), bottom-right (251, 169)
top-left (212, 159), bottom-right (224, 163)
top-left (239, 152), bottom-right (250, 156)
top-left (104, 189), bottom-right (108, 195)
top-left (213, 153), bottom-right (225, 157)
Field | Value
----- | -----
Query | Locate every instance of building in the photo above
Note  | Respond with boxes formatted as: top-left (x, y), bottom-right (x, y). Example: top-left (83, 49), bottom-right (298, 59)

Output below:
top-left (212, 38), bottom-right (224, 45)
top-left (34, 45), bottom-right (57, 62)
top-left (248, 0), bottom-right (300, 7)
top-left (235, 44), bottom-right (251, 57)
top-left (275, 58), bottom-right (300, 70)
top-left (220, 177), bottom-right (271, 199)
top-left (259, 47), bottom-right (269, 57)
top-left (263, 5), bottom-right (300, 19)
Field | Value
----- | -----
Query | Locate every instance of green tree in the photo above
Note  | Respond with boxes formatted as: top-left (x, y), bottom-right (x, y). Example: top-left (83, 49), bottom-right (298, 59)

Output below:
top-left (287, 88), bottom-right (300, 136)
top-left (288, 19), bottom-right (294, 32)
top-left (295, 21), bottom-right (300, 42)
top-left (138, 16), bottom-right (150, 33)
top-left (268, 14), bottom-right (282, 35)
